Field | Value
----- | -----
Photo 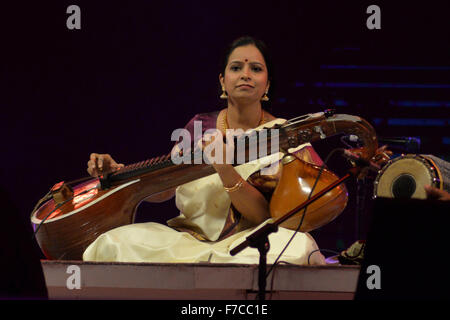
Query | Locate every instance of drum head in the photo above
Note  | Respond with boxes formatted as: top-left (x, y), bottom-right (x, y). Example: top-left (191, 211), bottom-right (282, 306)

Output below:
top-left (375, 156), bottom-right (436, 199)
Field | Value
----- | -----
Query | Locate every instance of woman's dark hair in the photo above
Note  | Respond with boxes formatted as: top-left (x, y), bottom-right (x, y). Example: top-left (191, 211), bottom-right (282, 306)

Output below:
top-left (219, 36), bottom-right (275, 105)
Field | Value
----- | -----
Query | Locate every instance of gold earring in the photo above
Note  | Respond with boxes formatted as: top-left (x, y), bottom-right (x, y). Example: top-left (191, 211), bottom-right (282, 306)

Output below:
top-left (261, 90), bottom-right (269, 102)
top-left (220, 87), bottom-right (228, 99)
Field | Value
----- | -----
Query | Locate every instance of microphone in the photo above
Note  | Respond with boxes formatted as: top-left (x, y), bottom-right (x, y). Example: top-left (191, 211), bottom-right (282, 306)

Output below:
top-left (378, 137), bottom-right (421, 153)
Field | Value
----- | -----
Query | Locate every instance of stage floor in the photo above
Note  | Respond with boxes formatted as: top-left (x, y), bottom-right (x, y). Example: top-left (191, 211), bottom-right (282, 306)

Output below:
top-left (41, 260), bottom-right (360, 300)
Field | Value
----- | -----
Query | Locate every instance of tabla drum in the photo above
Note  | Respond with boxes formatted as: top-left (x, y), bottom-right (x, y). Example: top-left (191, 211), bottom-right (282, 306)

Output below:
top-left (373, 154), bottom-right (443, 199)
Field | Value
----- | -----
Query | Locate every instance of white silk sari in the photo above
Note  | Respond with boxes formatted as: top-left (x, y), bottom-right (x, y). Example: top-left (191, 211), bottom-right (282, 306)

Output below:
top-left (83, 120), bottom-right (326, 265)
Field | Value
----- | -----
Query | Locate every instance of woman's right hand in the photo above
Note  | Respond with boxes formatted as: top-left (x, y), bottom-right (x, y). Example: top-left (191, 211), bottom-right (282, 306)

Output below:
top-left (87, 153), bottom-right (124, 177)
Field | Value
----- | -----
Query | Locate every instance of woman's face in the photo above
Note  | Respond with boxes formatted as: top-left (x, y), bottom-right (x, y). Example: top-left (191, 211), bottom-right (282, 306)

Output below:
top-left (220, 44), bottom-right (269, 104)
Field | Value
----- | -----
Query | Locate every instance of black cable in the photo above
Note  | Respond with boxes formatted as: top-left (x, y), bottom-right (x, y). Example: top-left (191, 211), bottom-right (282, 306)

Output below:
top-left (268, 260), bottom-right (293, 300)
top-left (266, 248), bottom-right (341, 300)
top-left (30, 190), bottom-right (52, 220)
top-left (32, 186), bottom-right (98, 240)
top-left (341, 241), bottom-right (366, 260)
top-left (307, 248), bottom-right (341, 265)
top-left (340, 135), bottom-right (354, 149)
top-left (265, 147), bottom-right (345, 279)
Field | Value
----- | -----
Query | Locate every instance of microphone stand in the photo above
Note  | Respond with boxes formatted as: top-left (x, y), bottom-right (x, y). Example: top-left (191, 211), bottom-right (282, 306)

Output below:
top-left (230, 169), bottom-right (359, 300)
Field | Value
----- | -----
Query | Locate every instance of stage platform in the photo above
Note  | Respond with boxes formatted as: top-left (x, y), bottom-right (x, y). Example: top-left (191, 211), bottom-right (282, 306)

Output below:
top-left (41, 260), bottom-right (360, 300)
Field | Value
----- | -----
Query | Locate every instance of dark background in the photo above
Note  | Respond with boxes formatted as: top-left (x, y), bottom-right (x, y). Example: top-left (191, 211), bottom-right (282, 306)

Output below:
top-left (1, 1), bottom-right (449, 261)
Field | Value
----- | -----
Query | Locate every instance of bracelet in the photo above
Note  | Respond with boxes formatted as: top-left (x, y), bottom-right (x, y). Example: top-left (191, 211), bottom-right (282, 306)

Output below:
top-left (224, 177), bottom-right (245, 193)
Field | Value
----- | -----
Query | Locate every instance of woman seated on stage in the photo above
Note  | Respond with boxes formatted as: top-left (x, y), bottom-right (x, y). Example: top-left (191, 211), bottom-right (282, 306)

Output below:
top-left (82, 36), bottom-right (328, 264)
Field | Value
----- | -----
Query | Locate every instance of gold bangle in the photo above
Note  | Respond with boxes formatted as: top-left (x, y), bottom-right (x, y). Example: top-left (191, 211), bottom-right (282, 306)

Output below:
top-left (224, 177), bottom-right (245, 193)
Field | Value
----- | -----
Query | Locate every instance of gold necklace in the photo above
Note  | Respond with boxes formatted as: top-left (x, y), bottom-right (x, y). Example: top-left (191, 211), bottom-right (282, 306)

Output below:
top-left (220, 109), bottom-right (265, 132)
